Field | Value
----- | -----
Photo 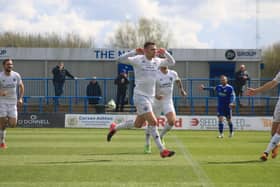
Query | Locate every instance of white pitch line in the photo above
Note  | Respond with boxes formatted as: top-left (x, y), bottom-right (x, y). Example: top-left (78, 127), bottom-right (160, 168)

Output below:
top-left (172, 135), bottom-right (214, 187)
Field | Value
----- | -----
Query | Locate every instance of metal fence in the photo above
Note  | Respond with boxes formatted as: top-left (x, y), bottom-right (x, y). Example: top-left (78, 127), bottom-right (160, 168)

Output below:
top-left (22, 77), bottom-right (280, 115)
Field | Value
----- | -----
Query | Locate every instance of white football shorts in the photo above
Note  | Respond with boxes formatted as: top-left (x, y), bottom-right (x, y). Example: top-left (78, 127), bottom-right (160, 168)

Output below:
top-left (0, 103), bottom-right (17, 118)
top-left (153, 99), bottom-right (175, 117)
top-left (133, 94), bottom-right (154, 115)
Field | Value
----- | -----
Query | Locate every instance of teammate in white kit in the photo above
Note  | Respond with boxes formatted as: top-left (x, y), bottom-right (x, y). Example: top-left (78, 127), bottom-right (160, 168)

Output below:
top-left (144, 65), bottom-right (187, 153)
top-left (107, 42), bottom-right (176, 158)
top-left (246, 71), bottom-right (280, 161)
top-left (0, 58), bottom-right (24, 149)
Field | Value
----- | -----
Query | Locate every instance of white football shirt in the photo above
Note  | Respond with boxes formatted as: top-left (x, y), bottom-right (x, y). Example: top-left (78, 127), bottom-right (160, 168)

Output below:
top-left (156, 69), bottom-right (179, 101)
top-left (117, 50), bottom-right (175, 97)
top-left (0, 71), bottom-right (22, 104)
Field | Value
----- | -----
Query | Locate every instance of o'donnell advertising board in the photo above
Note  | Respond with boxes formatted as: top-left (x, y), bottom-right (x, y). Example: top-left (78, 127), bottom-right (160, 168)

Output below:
top-left (18, 113), bottom-right (65, 128)
top-left (65, 114), bottom-right (272, 131)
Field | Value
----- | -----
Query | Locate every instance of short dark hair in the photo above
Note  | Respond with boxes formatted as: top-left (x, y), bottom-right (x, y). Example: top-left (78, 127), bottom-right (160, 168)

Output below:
top-left (2, 58), bottom-right (12, 65)
top-left (144, 42), bottom-right (155, 49)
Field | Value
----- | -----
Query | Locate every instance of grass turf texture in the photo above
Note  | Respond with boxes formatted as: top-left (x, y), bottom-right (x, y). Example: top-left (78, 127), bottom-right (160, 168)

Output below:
top-left (0, 128), bottom-right (279, 187)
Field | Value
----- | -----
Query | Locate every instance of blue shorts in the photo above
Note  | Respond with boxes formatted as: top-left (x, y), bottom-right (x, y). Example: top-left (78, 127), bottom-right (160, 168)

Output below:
top-left (217, 106), bottom-right (232, 119)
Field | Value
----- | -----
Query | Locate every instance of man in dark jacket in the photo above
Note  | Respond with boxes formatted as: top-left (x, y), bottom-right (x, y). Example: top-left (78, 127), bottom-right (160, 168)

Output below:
top-left (114, 70), bottom-right (129, 112)
top-left (86, 77), bottom-right (102, 105)
top-left (234, 64), bottom-right (250, 106)
top-left (52, 62), bottom-right (75, 104)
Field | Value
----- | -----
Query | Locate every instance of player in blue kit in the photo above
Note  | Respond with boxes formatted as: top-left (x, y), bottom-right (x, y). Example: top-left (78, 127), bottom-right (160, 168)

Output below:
top-left (200, 75), bottom-right (236, 138)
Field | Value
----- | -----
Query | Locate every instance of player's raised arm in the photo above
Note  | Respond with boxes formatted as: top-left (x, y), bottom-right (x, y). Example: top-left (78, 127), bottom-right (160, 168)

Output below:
top-left (116, 50), bottom-right (136, 64)
top-left (157, 48), bottom-right (175, 66)
top-left (116, 48), bottom-right (144, 64)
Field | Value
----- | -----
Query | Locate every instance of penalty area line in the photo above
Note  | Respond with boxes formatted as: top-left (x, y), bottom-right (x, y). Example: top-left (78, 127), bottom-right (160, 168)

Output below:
top-left (172, 135), bottom-right (214, 187)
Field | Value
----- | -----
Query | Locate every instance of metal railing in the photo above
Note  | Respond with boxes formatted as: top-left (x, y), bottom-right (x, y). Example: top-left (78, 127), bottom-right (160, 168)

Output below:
top-left (173, 96), bottom-right (278, 116)
top-left (21, 77), bottom-right (279, 115)
top-left (22, 96), bottom-right (103, 113)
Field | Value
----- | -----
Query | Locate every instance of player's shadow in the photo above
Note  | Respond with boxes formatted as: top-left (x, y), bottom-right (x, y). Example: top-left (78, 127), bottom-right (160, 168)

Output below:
top-left (207, 160), bottom-right (261, 165)
top-left (81, 152), bottom-right (145, 156)
top-left (247, 140), bottom-right (268, 143)
top-left (33, 159), bottom-right (112, 165)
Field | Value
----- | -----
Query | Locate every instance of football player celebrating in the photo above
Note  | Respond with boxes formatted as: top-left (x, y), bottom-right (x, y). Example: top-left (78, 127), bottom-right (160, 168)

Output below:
top-left (246, 71), bottom-right (280, 161)
top-left (107, 42), bottom-right (176, 158)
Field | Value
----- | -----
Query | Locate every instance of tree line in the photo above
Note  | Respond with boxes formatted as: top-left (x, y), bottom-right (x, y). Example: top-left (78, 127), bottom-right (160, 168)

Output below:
top-left (0, 32), bottom-right (94, 48)
top-left (0, 17), bottom-right (278, 78)
top-left (261, 42), bottom-right (280, 78)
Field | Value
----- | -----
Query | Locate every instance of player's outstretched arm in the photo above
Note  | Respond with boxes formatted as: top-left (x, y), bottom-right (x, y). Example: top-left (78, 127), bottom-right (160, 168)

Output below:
top-left (199, 84), bottom-right (215, 91)
top-left (245, 88), bottom-right (257, 96)
top-left (246, 80), bottom-right (278, 96)
top-left (199, 84), bottom-right (205, 91)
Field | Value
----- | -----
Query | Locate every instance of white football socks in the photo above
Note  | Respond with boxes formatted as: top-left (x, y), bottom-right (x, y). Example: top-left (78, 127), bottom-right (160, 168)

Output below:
top-left (0, 129), bottom-right (6, 144)
top-left (149, 125), bottom-right (164, 152)
top-left (264, 133), bottom-right (280, 154)
top-left (145, 125), bottom-right (151, 146)
top-left (160, 123), bottom-right (172, 139)
top-left (116, 119), bottom-right (135, 130)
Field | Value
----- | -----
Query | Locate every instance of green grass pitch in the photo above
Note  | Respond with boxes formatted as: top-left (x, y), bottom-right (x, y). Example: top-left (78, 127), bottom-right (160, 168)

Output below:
top-left (0, 128), bottom-right (279, 187)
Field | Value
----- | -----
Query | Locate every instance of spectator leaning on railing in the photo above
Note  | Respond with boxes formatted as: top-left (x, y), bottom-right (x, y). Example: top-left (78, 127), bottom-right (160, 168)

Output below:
top-left (234, 64), bottom-right (250, 107)
top-left (52, 61), bottom-right (76, 104)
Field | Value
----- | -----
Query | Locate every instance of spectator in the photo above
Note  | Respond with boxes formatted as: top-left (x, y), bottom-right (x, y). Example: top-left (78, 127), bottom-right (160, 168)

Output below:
top-left (114, 70), bottom-right (129, 112)
top-left (52, 62), bottom-right (75, 104)
top-left (234, 64), bottom-right (250, 106)
top-left (86, 77), bottom-right (102, 105)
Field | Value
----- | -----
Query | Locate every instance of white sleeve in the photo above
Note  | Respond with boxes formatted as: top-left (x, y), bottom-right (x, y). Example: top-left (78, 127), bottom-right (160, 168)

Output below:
top-left (159, 50), bottom-right (176, 66)
top-left (116, 50), bottom-right (137, 65)
top-left (273, 72), bottom-right (280, 83)
top-left (173, 71), bottom-right (179, 80)
top-left (15, 72), bottom-right (22, 85)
